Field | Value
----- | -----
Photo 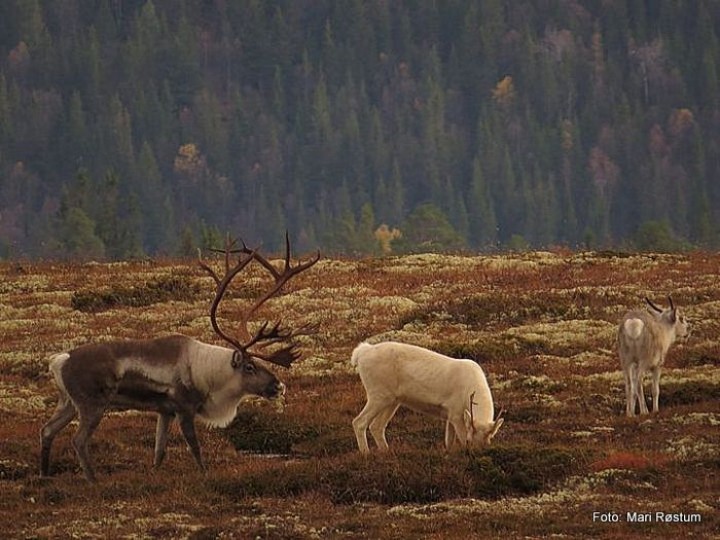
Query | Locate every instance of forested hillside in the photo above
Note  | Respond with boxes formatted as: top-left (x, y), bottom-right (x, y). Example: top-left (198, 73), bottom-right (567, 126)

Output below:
top-left (1, 0), bottom-right (719, 258)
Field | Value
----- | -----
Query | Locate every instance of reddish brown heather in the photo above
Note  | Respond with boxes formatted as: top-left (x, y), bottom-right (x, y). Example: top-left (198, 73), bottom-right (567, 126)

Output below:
top-left (0, 251), bottom-right (718, 538)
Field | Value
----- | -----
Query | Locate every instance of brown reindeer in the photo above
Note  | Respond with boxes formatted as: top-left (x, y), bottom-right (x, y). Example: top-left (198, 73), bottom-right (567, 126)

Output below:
top-left (40, 233), bottom-right (319, 481)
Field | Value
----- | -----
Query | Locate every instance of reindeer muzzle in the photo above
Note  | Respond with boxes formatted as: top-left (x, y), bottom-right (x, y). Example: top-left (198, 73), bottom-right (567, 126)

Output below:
top-left (264, 381), bottom-right (286, 399)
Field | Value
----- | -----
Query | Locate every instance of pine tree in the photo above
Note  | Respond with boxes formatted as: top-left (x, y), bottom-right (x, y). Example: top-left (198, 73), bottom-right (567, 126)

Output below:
top-left (397, 203), bottom-right (465, 253)
top-left (0, 72), bottom-right (12, 145)
top-left (57, 206), bottom-right (105, 260)
top-left (468, 157), bottom-right (497, 248)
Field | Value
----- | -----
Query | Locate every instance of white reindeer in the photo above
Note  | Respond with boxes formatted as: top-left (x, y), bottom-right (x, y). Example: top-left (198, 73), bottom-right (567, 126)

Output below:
top-left (40, 234), bottom-right (318, 481)
top-left (351, 341), bottom-right (504, 453)
top-left (618, 296), bottom-right (689, 417)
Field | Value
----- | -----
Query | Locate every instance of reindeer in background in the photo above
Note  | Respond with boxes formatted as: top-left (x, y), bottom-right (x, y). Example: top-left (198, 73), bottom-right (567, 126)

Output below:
top-left (618, 296), bottom-right (689, 417)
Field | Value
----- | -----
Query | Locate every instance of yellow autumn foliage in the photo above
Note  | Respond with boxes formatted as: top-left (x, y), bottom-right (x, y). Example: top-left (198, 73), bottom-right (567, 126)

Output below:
top-left (374, 224), bottom-right (402, 254)
top-left (492, 75), bottom-right (516, 107)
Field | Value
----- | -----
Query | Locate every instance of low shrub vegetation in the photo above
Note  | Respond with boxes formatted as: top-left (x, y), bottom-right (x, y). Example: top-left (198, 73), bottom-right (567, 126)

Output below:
top-left (1, 251), bottom-right (718, 537)
top-left (208, 445), bottom-right (583, 505)
top-left (71, 275), bottom-right (201, 312)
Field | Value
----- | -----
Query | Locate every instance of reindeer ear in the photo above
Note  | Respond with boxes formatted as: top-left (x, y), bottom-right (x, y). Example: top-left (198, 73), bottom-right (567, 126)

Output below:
top-left (489, 418), bottom-right (504, 440)
top-left (231, 350), bottom-right (243, 369)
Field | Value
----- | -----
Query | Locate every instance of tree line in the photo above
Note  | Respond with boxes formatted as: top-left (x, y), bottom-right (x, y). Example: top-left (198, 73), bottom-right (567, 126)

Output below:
top-left (1, 0), bottom-right (719, 259)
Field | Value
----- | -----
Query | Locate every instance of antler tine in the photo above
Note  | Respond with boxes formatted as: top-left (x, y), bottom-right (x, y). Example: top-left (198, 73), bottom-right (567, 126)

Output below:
top-left (238, 231), bottom-right (320, 349)
top-left (469, 391), bottom-right (477, 426)
top-left (198, 237), bottom-right (257, 350)
top-left (209, 233), bottom-right (254, 274)
top-left (251, 343), bottom-right (302, 368)
top-left (249, 322), bottom-right (319, 353)
top-left (197, 248), bottom-right (222, 287)
top-left (251, 231), bottom-right (321, 280)
top-left (495, 405), bottom-right (506, 421)
top-left (645, 297), bottom-right (663, 313)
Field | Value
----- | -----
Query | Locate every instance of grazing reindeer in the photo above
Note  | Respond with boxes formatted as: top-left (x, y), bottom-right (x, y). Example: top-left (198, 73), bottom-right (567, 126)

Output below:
top-left (618, 296), bottom-right (689, 417)
top-left (351, 342), bottom-right (504, 453)
top-left (40, 234), bottom-right (319, 481)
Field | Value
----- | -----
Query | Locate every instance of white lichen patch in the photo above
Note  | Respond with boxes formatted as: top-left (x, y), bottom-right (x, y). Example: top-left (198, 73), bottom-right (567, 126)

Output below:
top-left (0, 351), bottom-right (42, 373)
top-left (388, 477), bottom-right (589, 521)
top-left (312, 258), bottom-right (360, 274)
top-left (570, 426), bottom-right (615, 440)
top-left (665, 437), bottom-right (720, 460)
top-left (382, 253), bottom-right (479, 273)
top-left (687, 499), bottom-right (716, 513)
top-left (133, 512), bottom-right (204, 536)
top-left (388, 467), bottom-right (662, 525)
top-left (661, 366), bottom-right (720, 385)
top-left (363, 329), bottom-right (440, 350)
top-left (510, 374), bottom-right (557, 390)
top-left (503, 319), bottom-right (617, 353)
top-left (0, 273), bottom-right (51, 294)
top-left (30, 510), bottom-right (204, 539)
top-left (0, 459), bottom-right (31, 479)
top-left (569, 349), bottom-right (614, 367)
top-left (366, 295), bottom-right (418, 314)
top-left (531, 392), bottom-right (563, 408)
top-left (669, 412), bottom-right (720, 426)
top-left (0, 381), bottom-right (48, 414)
top-left (580, 468), bottom-right (658, 491)
top-left (228, 508), bottom-right (332, 540)
top-left (584, 371), bottom-right (625, 385)
top-left (296, 354), bottom-right (348, 376)
top-left (479, 252), bottom-right (564, 272)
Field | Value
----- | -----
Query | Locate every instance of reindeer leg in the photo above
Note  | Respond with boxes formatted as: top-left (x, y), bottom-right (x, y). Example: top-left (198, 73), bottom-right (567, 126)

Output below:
top-left (352, 398), bottom-right (388, 454)
top-left (153, 413), bottom-right (173, 468)
top-left (626, 364), bottom-right (638, 417)
top-left (40, 397), bottom-right (77, 476)
top-left (178, 413), bottom-right (205, 471)
top-left (637, 369), bottom-right (649, 415)
top-left (651, 366), bottom-right (662, 413)
top-left (623, 368), bottom-right (633, 417)
top-left (444, 420), bottom-right (456, 449)
top-left (72, 406), bottom-right (105, 482)
top-left (369, 403), bottom-right (399, 451)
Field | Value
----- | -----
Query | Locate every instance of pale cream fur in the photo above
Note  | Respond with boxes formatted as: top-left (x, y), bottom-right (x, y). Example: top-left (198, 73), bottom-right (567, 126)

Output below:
top-left (351, 341), bottom-right (503, 453)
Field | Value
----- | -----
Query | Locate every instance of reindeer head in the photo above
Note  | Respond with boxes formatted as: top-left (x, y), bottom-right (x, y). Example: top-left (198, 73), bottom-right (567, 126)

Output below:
top-left (198, 232), bottom-right (320, 379)
top-left (645, 296), bottom-right (690, 340)
top-left (464, 392), bottom-right (505, 446)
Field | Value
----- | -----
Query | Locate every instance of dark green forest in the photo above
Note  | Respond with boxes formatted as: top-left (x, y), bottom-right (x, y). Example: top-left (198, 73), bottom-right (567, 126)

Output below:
top-left (1, 0), bottom-right (719, 258)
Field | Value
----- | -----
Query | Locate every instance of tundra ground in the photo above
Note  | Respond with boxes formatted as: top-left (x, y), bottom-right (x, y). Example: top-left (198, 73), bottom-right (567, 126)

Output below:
top-left (0, 251), bottom-right (718, 539)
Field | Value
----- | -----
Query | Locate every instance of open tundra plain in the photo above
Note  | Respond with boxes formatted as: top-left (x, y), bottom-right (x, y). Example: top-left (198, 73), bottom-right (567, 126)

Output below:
top-left (0, 250), bottom-right (718, 538)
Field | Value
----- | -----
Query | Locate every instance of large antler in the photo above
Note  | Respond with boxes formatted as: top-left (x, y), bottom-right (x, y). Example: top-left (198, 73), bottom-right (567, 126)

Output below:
top-left (238, 232), bottom-right (320, 367)
top-left (197, 233), bottom-right (256, 351)
top-left (198, 232), bottom-right (320, 368)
